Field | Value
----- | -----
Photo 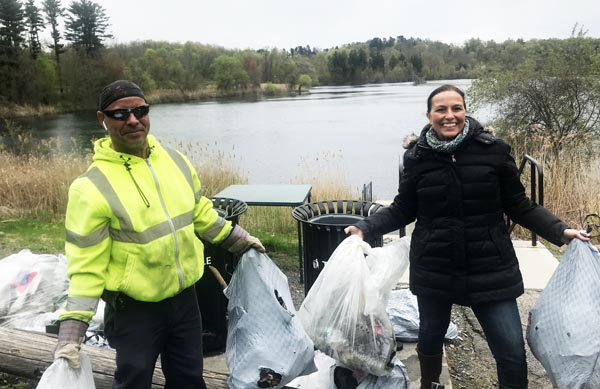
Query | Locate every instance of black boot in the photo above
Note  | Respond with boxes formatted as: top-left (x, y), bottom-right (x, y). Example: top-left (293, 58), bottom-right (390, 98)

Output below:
top-left (417, 348), bottom-right (444, 389)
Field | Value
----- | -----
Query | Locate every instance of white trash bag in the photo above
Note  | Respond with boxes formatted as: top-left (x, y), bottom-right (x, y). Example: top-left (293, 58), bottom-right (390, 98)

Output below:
top-left (386, 288), bottom-right (458, 342)
top-left (527, 239), bottom-right (600, 388)
top-left (298, 236), bottom-right (409, 376)
top-left (0, 250), bottom-right (68, 327)
top-left (36, 351), bottom-right (95, 389)
top-left (225, 249), bottom-right (316, 388)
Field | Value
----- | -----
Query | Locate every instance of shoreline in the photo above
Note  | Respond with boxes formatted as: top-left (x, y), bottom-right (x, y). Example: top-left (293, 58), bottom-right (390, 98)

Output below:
top-left (0, 83), bottom-right (299, 120)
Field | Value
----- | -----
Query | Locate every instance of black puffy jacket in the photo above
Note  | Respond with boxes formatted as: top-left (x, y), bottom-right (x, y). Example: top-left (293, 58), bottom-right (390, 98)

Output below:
top-left (356, 117), bottom-right (568, 305)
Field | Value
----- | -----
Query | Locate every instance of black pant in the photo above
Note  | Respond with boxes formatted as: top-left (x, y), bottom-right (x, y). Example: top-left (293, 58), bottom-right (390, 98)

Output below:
top-left (104, 287), bottom-right (207, 389)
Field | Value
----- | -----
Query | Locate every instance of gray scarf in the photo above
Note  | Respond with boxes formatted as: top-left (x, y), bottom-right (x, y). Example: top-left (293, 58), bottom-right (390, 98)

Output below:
top-left (425, 119), bottom-right (470, 153)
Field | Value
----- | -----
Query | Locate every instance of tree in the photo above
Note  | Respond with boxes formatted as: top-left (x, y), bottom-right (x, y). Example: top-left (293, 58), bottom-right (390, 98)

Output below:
top-left (328, 50), bottom-right (349, 84)
top-left (409, 53), bottom-right (423, 75)
top-left (370, 50), bottom-right (385, 73)
top-left (0, 0), bottom-right (26, 102)
top-left (348, 48), bottom-right (367, 82)
top-left (0, 0), bottom-right (26, 56)
top-left (64, 0), bottom-right (111, 54)
top-left (42, 0), bottom-right (65, 93)
top-left (297, 74), bottom-right (311, 94)
top-left (211, 55), bottom-right (249, 92)
top-left (470, 38), bottom-right (600, 161)
top-left (24, 0), bottom-right (43, 58)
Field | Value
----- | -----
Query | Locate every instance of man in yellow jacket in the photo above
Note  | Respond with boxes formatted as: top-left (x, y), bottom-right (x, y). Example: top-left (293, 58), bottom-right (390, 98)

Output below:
top-left (54, 80), bottom-right (264, 388)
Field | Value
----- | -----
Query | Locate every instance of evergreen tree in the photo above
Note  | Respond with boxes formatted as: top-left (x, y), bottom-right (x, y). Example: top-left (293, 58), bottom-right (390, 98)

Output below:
top-left (64, 0), bottom-right (111, 54)
top-left (42, 0), bottom-right (65, 93)
top-left (24, 0), bottom-right (43, 58)
top-left (0, 0), bottom-right (26, 102)
top-left (0, 0), bottom-right (26, 57)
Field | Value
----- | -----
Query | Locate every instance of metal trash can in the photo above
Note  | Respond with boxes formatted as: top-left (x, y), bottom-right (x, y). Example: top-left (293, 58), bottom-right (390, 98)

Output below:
top-left (196, 197), bottom-right (248, 352)
top-left (292, 200), bottom-right (384, 295)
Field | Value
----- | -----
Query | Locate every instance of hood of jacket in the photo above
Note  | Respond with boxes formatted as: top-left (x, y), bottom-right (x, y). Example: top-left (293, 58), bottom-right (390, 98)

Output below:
top-left (92, 134), bottom-right (161, 165)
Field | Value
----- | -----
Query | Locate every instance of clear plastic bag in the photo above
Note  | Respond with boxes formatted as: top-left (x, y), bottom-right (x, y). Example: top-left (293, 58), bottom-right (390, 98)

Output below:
top-left (298, 236), bottom-right (409, 376)
top-left (0, 250), bottom-right (68, 328)
top-left (527, 239), bottom-right (600, 388)
top-left (36, 352), bottom-right (95, 389)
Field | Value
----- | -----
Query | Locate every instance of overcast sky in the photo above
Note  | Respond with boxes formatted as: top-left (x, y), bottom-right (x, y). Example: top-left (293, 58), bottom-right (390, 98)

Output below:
top-left (93, 0), bottom-right (598, 50)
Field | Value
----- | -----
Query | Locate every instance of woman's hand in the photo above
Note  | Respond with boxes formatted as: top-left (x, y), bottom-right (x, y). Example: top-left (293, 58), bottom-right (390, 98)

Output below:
top-left (561, 228), bottom-right (591, 245)
top-left (344, 225), bottom-right (364, 239)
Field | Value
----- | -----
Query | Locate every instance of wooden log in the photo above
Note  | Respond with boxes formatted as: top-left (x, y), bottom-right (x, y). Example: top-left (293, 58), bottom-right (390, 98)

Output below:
top-left (0, 327), bottom-right (228, 388)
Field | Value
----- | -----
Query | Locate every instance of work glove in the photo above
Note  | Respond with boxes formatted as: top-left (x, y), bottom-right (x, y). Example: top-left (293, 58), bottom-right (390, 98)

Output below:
top-left (221, 224), bottom-right (266, 255)
top-left (54, 319), bottom-right (88, 369)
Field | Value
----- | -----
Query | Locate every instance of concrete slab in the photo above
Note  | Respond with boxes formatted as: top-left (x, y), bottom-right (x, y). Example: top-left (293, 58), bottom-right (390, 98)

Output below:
top-left (392, 236), bottom-right (559, 290)
top-left (511, 239), bottom-right (558, 290)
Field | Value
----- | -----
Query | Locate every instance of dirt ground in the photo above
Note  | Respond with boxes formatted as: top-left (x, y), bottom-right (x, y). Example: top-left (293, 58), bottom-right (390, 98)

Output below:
top-left (445, 290), bottom-right (553, 389)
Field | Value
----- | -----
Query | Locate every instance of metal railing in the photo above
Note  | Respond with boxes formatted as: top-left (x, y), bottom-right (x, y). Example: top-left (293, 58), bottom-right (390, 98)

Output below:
top-left (506, 154), bottom-right (544, 246)
top-left (361, 181), bottom-right (373, 201)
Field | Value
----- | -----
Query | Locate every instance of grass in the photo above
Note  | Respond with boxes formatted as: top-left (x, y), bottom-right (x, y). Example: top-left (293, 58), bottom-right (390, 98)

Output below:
top-left (0, 219), bottom-right (65, 257)
top-left (0, 373), bottom-right (31, 389)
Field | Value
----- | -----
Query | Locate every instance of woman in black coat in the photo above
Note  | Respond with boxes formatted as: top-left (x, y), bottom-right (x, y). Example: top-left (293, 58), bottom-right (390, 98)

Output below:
top-left (345, 84), bottom-right (589, 389)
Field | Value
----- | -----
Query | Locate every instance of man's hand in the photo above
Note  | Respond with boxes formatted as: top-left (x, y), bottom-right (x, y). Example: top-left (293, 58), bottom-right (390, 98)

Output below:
top-left (54, 319), bottom-right (88, 369)
top-left (244, 235), bottom-right (266, 253)
top-left (54, 342), bottom-right (82, 369)
top-left (222, 225), bottom-right (266, 255)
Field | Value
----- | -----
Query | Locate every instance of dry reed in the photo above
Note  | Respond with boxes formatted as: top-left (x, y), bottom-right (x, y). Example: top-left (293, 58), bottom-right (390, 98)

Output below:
top-left (504, 130), bottom-right (600, 233)
top-left (3, 132), bottom-right (597, 238)
top-left (0, 151), bottom-right (90, 220)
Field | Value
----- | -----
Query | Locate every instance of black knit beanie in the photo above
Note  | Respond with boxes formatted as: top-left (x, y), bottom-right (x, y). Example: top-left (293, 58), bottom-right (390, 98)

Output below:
top-left (98, 80), bottom-right (146, 111)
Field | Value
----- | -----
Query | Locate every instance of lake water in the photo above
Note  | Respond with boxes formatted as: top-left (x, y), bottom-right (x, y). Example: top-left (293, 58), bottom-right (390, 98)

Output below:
top-left (8, 79), bottom-right (490, 200)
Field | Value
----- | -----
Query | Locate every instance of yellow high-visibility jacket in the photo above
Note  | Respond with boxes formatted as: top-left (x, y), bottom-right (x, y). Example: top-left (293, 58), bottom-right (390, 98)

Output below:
top-left (60, 135), bottom-right (232, 323)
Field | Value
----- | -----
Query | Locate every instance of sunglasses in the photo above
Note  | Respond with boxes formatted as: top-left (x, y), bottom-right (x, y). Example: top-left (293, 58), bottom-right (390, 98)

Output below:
top-left (103, 104), bottom-right (150, 121)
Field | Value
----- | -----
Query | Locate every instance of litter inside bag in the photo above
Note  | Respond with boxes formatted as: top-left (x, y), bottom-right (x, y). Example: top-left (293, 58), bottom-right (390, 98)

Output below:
top-left (527, 239), bottom-right (600, 388)
top-left (0, 250), bottom-right (68, 327)
top-left (36, 351), bottom-right (95, 389)
top-left (0, 250), bottom-right (108, 347)
top-left (286, 351), bottom-right (410, 389)
top-left (298, 236), bottom-right (409, 376)
top-left (225, 249), bottom-right (316, 388)
top-left (387, 288), bottom-right (458, 342)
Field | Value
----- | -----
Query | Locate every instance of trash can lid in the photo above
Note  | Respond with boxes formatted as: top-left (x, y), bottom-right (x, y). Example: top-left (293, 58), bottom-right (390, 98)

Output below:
top-left (309, 214), bottom-right (364, 226)
top-left (292, 200), bottom-right (383, 223)
top-left (211, 197), bottom-right (248, 219)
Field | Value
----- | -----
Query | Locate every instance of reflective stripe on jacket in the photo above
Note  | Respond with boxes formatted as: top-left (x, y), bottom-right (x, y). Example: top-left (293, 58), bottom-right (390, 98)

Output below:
top-left (60, 135), bottom-right (232, 322)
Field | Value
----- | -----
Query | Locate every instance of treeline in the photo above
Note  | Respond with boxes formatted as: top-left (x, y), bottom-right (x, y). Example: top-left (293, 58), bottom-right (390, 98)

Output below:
top-left (1, 0), bottom-right (599, 114)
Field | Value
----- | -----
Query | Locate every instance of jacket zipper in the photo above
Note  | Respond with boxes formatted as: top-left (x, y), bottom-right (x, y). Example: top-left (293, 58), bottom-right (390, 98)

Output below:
top-left (146, 159), bottom-right (185, 292)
